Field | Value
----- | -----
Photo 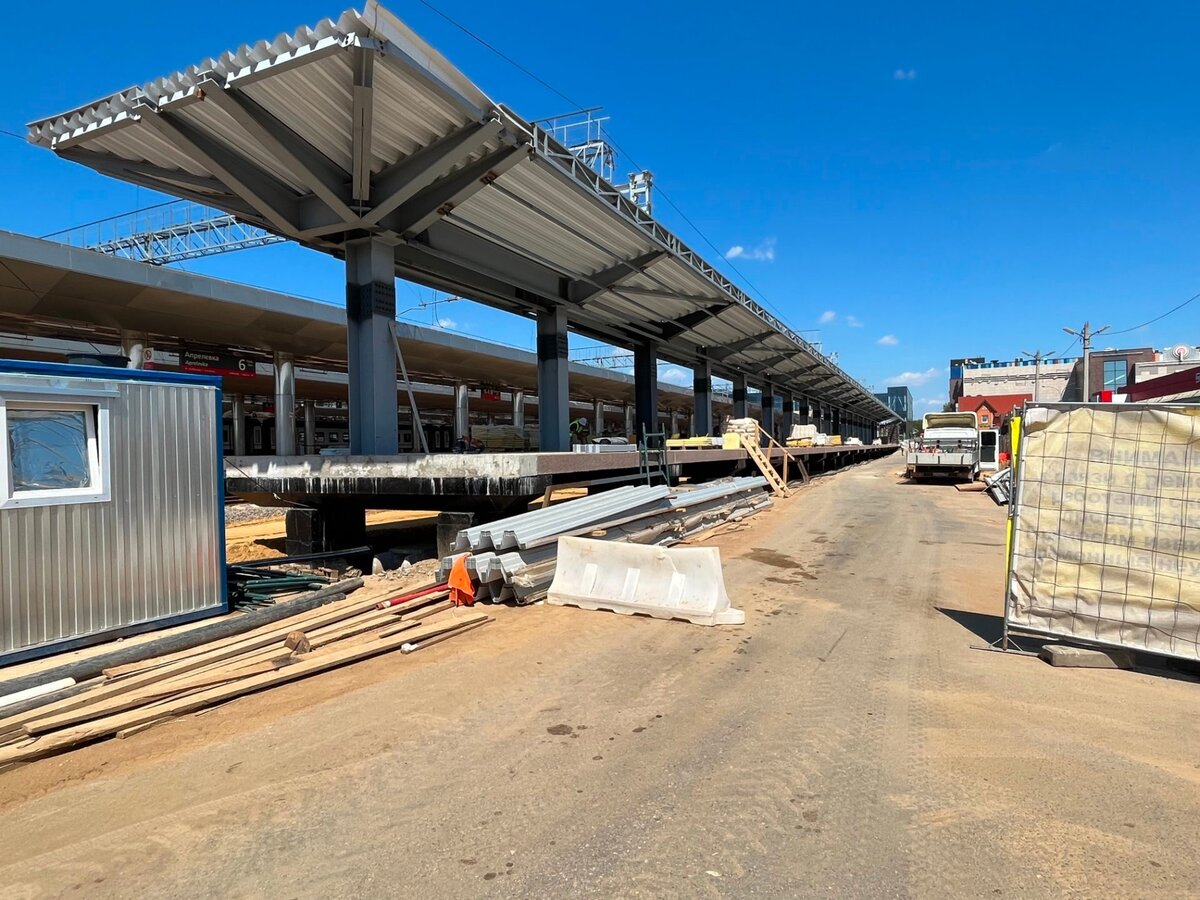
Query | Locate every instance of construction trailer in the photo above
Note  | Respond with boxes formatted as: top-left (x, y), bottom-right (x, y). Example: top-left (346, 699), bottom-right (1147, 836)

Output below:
top-left (0, 360), bottom-right (227, 664)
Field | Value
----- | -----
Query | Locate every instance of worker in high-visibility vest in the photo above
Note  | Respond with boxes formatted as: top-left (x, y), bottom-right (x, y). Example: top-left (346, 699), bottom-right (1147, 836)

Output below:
top-left (569, 417), bottom-right (589, 444)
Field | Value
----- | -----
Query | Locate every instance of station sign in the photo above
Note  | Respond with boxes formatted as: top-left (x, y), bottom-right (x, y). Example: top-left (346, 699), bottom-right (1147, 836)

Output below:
top-left (480, 388), bottom-right (502, 401)
top-left (180, 349), bottom-right (256, 378)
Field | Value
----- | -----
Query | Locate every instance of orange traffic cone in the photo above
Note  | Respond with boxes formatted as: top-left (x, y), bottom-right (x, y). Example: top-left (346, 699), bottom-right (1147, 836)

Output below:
top-left (448, 553), bottom-right (475, 607)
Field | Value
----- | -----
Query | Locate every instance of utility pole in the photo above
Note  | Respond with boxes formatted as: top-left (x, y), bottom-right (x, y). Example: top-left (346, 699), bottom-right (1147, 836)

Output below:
top-left (1021, 349), bottom-right (1046, 403)
top-left (1063, 321), bottom-right (1110, 401)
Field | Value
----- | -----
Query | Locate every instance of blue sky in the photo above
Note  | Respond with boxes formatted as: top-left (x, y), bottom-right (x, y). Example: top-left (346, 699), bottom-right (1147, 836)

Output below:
top-left (4, 1), bottom-right (1200, 413)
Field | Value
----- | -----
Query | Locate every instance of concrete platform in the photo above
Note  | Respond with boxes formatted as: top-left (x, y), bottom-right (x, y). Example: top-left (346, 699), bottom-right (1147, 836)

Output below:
top-left (225, 444), bottom-right (899, 510)
top-left (226, 444), bottom-right (898, 553)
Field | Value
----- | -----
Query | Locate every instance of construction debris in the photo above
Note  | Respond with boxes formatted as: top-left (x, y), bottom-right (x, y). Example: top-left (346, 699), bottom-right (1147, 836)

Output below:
top-left (548, 537), bottom-right (744, 626)
top-left (985, 467), bottom-right (1012, 505)
top-left (0, 580), bottom-right (490, 765)
top-left (439, 478), bottom-right (771, 605)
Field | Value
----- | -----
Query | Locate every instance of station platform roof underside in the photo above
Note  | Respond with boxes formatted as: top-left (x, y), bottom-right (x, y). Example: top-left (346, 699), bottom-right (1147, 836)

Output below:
top-left (0, 230), bottom-right (723, 411)
top-left (27, 2), bottom-right (891, 424)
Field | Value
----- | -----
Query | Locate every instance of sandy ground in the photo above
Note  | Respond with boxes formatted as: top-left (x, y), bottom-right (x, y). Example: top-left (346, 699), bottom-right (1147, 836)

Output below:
top-left (225, 509), bottom-right (437, 563)
top-left (2, 454), bottom-right (1199, 897)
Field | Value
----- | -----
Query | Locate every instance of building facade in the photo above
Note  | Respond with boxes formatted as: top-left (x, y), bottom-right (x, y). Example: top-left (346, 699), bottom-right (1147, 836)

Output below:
top-left (959, 358), bottom-right (1077, 402)
top-left (873, 386), bottom-right (913, 433)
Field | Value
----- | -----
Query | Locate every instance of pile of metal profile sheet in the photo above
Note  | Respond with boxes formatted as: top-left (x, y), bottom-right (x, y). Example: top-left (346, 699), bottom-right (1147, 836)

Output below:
top-left (440, 478), bottom-right (772, 604)
top-left (985, 467), bottom-right (1012, 505)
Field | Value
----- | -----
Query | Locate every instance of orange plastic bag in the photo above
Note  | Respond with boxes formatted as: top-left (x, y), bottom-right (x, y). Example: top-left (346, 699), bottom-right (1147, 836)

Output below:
top-left (448, 554), bottom-right (475, 607)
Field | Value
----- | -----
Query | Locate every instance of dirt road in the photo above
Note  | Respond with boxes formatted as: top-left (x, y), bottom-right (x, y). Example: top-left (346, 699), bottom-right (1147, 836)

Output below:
top-left (3, 454), bottom-right (1198, 897)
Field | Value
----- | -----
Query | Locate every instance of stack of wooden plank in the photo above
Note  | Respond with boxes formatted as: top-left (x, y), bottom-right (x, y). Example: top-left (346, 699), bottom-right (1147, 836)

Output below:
top-left (0, 581), bottom-right (489, 766)
top-left (470, 424), bottom-right (530, 451)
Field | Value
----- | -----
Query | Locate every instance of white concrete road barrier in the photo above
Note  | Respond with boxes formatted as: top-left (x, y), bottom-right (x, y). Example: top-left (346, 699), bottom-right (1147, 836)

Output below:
top-left (548, 537), bottom-right (745, 626)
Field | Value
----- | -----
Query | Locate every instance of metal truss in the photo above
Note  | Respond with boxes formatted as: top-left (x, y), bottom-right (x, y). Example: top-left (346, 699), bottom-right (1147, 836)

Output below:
top-left (45, 200), bottom-right (285, 265)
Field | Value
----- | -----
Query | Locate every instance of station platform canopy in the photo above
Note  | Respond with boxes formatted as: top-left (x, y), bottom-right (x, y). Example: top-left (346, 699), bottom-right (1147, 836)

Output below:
top-left (0, 230), bottom-right (706, 408)
top-left (27, 2), bottom-right (889, 426)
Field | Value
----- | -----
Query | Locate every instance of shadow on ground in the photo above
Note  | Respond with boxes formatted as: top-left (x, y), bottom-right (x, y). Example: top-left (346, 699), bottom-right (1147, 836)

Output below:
top-left (937, 607), bottom-right (1007, 644)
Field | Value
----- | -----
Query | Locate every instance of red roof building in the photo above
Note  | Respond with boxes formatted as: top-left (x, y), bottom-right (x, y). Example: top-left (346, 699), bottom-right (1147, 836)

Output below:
top-left (956, 394), bottom-right (1032, 428)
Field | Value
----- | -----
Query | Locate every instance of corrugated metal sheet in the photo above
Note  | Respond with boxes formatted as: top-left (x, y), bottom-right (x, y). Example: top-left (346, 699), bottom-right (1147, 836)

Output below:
top-left (0, 371), bottom-right (224, 659)
top-left (26, 1), bottom-right (892, 421)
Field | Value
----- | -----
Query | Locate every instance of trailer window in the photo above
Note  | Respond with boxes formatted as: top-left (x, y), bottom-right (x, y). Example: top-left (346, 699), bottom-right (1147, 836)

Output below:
top-left (0, 401), bottom-right (110, 508)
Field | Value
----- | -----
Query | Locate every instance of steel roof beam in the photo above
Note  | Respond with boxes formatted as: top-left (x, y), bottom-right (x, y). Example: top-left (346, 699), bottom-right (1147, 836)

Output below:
top-left (389, 145), bottom-right (528, 239)
top-left (56, 148), bottom-right (249, 209)
top-left (199, 80), bottom-right (358, 225)
top-left (351, 47), bottom-right (374, 204)
top-left (136, 105), bottom-right (300, 237)
top-left (364, 119), bottom-right (505, 227)
top-left (759, 353), bottom-right (795, 369)
top-left (568, 250), bottom-right (668, 305)
top-left (708, 331), bottom-right (776, 359)
top-left (394, 237), bottom-right (676, 353)
top-left (660, 305), bottom-right (728, 340)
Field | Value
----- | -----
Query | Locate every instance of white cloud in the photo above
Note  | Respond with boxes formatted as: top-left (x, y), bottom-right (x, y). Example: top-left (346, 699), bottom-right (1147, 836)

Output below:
top-left (918, 396), bottom-right (948, 409)
top-left (884, 367), bottom-right (942, 387)
top-left (845, 315), bottom-right (863, 328)
top-left (435, 317), bottom-right (457, 329)
top-left (725, 237), bottom-right (776, 262)
top-left (819, 310), bottom-right (837, 324)
top-left (658, 365), bottom-right (691, 386)
top-left (877, 334), bottom-right (899, 346)
top-left (893, 68), bottom-right (917, 81)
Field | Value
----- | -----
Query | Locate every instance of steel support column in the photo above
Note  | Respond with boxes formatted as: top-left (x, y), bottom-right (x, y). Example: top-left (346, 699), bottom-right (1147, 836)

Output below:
top-left (273, 350), bottom-right (296, 457)
top-left (760, 383), bottom-right (775, 441)
top-left (624, 403), bottom-right (635, 439)
top-left (670, 409), bottom-right (680, 437)
top-left (731, 373), bottom-right (747, 419)
top-left (536, 307), bottom-right (570, 451)
top-left (345, 236), bottom-right (398, 455)
top-left (592, 399), bottom-right (605, 437)
top-left (782, 394), bottom-right (794, 439)
top-left (797, 396), bottom-right (810, 426)
top-left (512, 390), bottom-right (525, 428)
top-left (231, 393), bottom-right (246, 456)
top-left (693, 359), bottom-right (713, 436)
top-left (634, 341), bottom-right (659, 440)
top-left (303, 400), bottom-right (316, 454)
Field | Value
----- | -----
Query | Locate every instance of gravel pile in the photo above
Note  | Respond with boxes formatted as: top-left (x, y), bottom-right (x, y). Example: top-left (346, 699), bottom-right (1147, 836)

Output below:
top-left (225, 503), bottom-right (287, 526)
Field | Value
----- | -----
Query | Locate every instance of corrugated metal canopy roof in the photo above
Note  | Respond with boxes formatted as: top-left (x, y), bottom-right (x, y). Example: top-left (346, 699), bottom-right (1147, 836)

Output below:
top-left (27, 1), bottom-right (891, 421)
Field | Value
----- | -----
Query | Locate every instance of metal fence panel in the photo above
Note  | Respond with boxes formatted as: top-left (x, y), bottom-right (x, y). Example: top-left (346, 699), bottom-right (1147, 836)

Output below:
top-left (1007, 403), bottom-right (1200, 661)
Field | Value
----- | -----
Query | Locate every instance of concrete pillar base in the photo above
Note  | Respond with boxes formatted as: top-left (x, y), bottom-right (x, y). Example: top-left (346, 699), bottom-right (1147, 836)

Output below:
top-left (437, 511), bottom-right (477, 559)
top-left (285, 504), bottom-right (367, 556)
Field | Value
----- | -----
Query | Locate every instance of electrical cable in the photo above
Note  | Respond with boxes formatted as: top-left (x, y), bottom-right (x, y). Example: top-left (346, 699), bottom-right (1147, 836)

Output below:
top-left (1107, 290), bottom-right (1200, 336)
top-left (0, 127), bottom-right (26, 142)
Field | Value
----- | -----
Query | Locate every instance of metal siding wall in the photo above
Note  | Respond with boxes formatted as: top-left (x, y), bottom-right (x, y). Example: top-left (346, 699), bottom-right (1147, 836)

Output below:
top-left (0, 377), bottom-right (223, 657)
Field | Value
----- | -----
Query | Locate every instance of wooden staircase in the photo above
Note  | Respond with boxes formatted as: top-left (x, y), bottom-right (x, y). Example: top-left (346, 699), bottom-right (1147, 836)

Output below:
top-left (738, 426), bottom-right (792, 498)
